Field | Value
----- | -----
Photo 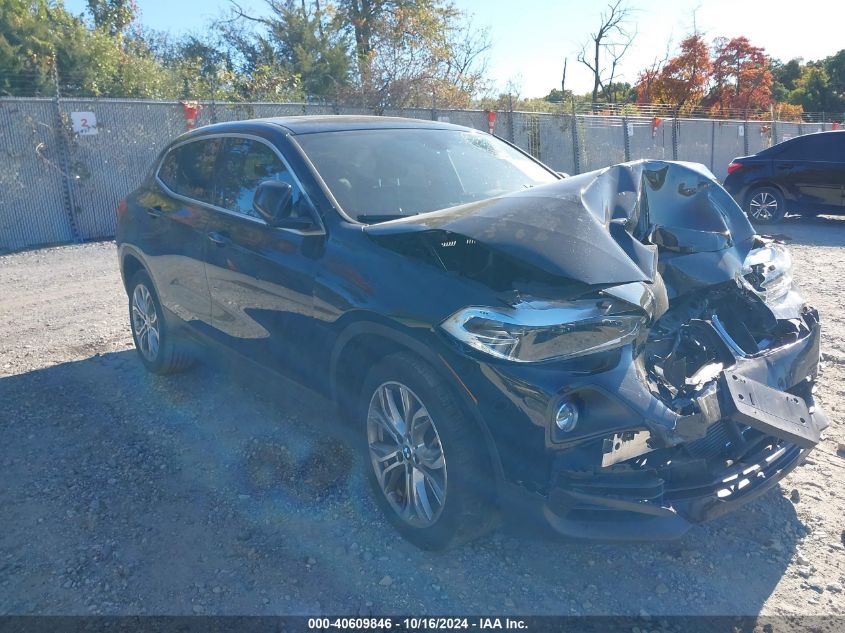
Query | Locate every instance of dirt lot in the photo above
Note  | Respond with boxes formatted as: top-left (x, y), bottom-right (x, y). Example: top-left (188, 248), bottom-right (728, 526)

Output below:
top-left (1, 216), bottom-right (844, 618)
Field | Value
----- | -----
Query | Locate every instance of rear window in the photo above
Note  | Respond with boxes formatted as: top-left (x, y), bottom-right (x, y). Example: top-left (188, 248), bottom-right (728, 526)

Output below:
top-left (158, 138), bottom-right (223, 205)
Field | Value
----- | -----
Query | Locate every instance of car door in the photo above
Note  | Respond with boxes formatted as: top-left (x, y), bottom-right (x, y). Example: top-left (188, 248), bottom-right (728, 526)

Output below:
top-left (775, 133), bottom-right (845, 211)
top-left (144, 137), bottom-right (220, 326)
top-left (203, 135), bottom-right (324, 377)
top-left (821, 132), bottom-right (845, 210)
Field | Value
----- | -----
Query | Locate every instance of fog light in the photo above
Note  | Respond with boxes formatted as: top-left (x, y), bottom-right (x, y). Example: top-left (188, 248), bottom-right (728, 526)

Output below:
top-left (554, 400), bottom-right (579, 432)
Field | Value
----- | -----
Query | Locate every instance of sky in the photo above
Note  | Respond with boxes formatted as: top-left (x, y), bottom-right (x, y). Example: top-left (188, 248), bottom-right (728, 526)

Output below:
top-left (65, 0), bottom-right (844, 98)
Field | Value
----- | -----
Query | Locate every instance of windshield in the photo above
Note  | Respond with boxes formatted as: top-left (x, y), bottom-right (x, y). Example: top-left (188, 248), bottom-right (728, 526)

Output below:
top-left (294, 128), bottom-right (558, 222)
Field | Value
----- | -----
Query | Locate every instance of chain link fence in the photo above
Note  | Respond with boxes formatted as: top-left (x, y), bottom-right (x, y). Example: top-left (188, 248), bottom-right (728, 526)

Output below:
top-left (1, 97), bottom-right (839, 253)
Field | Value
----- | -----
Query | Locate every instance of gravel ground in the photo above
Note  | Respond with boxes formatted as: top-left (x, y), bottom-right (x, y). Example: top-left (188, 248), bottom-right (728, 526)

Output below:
top-left (1, 216), bottom-right (844, 618)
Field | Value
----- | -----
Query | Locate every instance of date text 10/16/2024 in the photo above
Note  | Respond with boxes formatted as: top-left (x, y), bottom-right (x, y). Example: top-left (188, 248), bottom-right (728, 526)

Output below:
top-left (307, 618), bottom-right (528, 630)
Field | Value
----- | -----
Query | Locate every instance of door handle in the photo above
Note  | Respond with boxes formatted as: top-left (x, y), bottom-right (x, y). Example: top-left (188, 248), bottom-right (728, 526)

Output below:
top-left (207, 231), bottom-right (230, 246)
top-left (146, 205), bottom-right (163, 218)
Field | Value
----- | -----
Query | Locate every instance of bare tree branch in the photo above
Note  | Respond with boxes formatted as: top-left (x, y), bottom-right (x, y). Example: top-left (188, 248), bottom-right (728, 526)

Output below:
top-left (227, 0), bottom-right (278, 29)
top-left (602, 25), bottom-right (636, 102)
top-left (576, 0), bottom-right (636, 103)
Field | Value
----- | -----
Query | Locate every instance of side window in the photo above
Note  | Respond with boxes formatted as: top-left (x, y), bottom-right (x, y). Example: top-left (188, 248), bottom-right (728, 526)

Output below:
top-left (158, 138), bottom-right (222, 205)
top-left (765, 138), bottom-right (797, 158)
top-left (815, 134), bottom-right (843, 162)
top-left (786, 134), bottom-right (841, 162)
top-left (216, 138), bottom-right (311, 221)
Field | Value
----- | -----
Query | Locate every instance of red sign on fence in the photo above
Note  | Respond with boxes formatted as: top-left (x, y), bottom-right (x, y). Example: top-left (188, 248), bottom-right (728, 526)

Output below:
top-left (486, 110), bottom-right (497, 135)
top-left (180, 101), bottom-right (201, 130)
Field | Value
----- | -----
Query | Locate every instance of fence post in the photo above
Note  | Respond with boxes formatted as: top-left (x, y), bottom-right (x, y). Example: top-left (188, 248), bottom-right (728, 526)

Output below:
top-left (507, 93), bottom-right (515, 143)
top-left (570, 98), bottom-right (581, 175)
top-left (770, 106), bottom-right (779, 145)
top-left (743, 116), bottom-right (749, 156)
top-left (210, 75), bottom-right (218, 124)
top-left (709, 120), bottom-right (716, 173)
top-left (533, 114), bottom-right (541, 160)
top-left (622, 115), bottom-right (630, 162)
top-left (51, 62), bottom-right (81, 243)
top-left (671, 116), bottom-right (679, 160)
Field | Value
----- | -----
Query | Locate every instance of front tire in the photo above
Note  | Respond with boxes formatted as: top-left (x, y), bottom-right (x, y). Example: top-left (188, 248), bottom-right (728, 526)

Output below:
top-left (128, 270), bottom-right (194, 375)
top-left (360, 352), bottom-right (496, 550)
top-left (746, 186), bottom-right (786, 224)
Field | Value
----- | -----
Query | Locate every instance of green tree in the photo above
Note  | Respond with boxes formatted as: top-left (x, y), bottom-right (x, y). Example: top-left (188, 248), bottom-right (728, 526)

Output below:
top-left (229, 0), bottom-right (489, 108)
top-left (822, 50), bottom-right (845, 112)
top-left (0, 0), bottom-right (490, 104)
top-left (345, 0), bottom-right (490, 109)
top-left (86, 0), bottom-right (135, 36)
top-left (155, 34), bottom-right (232, 100)
top-left (230, 0), bottom-right (351, 100)
top-left (770, 57), bottom-right (802, 102)
top-left (0, 0), bottom-right (60, 95)
top-left (0, 0), bottom-right (177, 97)
top-left (789, 63), bottom-right (843, 113)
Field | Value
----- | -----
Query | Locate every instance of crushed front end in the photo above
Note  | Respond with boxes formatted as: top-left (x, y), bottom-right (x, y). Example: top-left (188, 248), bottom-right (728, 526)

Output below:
top-left (538, 271), bottom-right (827, 539)
top-left (524, 163), bottom-right (829, 539)
top-left (372, 159), bottom-right (829, 539)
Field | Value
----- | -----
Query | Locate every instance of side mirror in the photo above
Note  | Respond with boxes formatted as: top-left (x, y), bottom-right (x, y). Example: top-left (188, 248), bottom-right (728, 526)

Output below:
top-left (253, 180), bottom-right (295, 226)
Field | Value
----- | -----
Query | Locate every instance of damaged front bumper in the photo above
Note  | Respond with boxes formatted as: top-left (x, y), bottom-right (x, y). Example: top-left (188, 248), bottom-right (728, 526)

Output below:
top-left (548, 326), bottom-right (827, 539)
top-left (543, 433), bottom-right (818, 540)
top-left (456, 293), bottom-right (828, 541)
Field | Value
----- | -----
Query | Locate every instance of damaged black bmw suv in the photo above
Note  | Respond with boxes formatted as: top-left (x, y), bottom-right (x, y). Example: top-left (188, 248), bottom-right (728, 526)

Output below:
top-left (117, 116), bottom-right (828, 549)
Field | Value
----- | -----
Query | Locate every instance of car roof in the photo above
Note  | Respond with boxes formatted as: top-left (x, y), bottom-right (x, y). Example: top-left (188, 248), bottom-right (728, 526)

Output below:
top-left (758, 129), bottom-right (844, 153)
top-left (777, 129), bottom-right (843, 142)
top-left (186, 115), bottom-right (474, 137)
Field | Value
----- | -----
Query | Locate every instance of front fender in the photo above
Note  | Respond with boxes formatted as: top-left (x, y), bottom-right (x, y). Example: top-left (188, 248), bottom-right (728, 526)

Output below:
top-left (329, 317), bottom-right (506, 485)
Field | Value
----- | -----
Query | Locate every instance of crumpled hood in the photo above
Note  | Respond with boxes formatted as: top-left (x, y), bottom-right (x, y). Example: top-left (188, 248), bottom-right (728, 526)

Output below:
top-left (364, 159), bottom-right (756, 294)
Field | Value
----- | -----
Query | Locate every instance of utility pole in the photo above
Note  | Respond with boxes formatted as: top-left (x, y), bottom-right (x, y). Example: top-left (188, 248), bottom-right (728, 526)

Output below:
top-left (561, 58), bottom-right (567, 95)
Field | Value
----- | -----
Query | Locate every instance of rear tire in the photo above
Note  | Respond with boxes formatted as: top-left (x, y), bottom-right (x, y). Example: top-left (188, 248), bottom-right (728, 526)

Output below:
top-left (746, 186), bottom-right (786, 224)
top-left (360, 352), bottom-right (496, 550)
top-left (128, 270), bottom-right (194, 375)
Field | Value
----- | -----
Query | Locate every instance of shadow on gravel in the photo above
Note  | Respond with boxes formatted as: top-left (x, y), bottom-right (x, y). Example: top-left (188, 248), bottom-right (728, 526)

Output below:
top-left (0, 350), bottom-right (808, 616)
top-left (758, 213), bottom-right (845, 247)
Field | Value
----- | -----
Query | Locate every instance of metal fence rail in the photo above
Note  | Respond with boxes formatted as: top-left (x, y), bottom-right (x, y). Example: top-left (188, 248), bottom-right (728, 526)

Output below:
top-left (573, 101), bottom-right (845, 124)
top-left (0, 98), bottom-right (838, 253)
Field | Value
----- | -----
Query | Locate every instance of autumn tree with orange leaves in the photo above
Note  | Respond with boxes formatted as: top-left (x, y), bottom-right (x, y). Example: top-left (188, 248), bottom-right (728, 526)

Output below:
top-left (634, 34), bottom-right (777, 114)
top-left (706, 36), bottom-right (773, 113)
top-left (635, 34), bottom-right (710, 112)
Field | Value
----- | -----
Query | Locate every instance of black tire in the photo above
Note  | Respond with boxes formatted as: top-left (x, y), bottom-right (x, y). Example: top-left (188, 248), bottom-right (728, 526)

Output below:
top-left (127, 270), bottom-right (194, 375)
top-left (359, 352), bottom-right (497, 550)
top-left (746, 186), bottom-right (786, 224)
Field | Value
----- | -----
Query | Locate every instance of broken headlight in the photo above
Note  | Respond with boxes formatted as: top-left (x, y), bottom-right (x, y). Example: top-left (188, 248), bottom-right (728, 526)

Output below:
top-left (440, 299), bottom-right (647, 363)
top-left (741, 243), bottom-right (794, 304)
